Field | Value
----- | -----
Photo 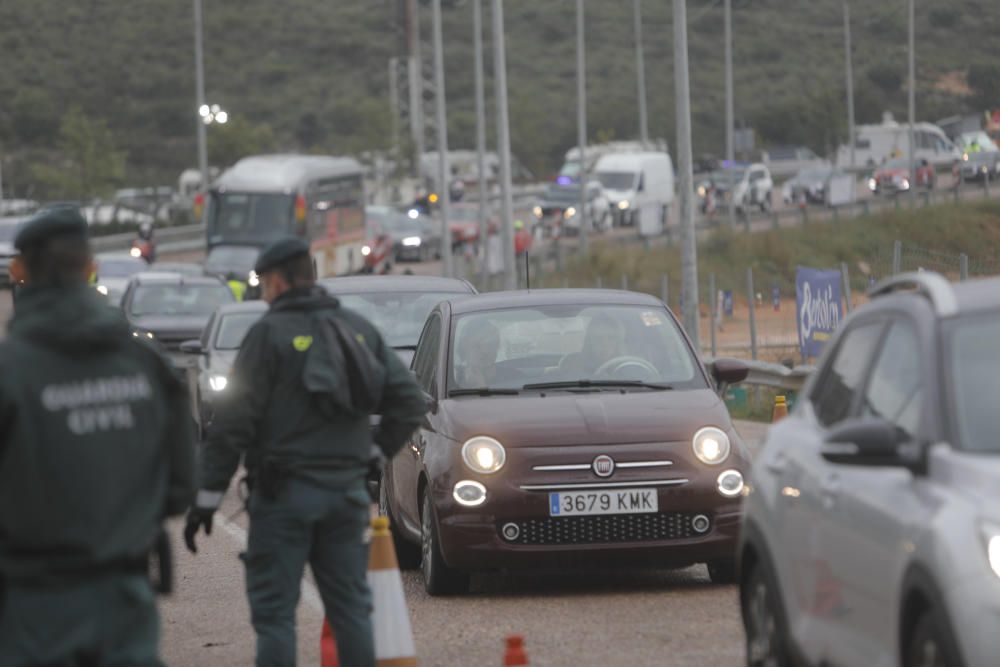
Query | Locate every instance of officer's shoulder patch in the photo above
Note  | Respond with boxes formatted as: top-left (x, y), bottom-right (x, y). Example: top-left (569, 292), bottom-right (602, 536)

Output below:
top-left (292, 335), bottom-right (313, 352)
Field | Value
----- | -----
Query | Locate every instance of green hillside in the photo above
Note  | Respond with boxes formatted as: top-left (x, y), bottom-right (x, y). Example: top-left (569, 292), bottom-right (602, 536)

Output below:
top-left (0, 0), bottom-right (996, 199)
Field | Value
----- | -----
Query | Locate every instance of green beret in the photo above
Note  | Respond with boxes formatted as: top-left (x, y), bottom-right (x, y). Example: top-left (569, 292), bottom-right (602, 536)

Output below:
top-left (15, 205), bottom-right (89, 251)
top-left (254, 237), bottom-right (311, 273)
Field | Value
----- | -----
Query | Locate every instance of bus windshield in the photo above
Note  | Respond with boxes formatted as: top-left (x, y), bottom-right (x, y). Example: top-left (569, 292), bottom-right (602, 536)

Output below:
top-left (208, 193), bottom-right (295, 243)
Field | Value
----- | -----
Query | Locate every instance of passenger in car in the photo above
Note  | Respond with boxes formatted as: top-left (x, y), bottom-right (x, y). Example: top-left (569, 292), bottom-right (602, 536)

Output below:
top-left (455, 319), bottom-right (502, 388)
top-left (558, 314), bottom-right (627, 378)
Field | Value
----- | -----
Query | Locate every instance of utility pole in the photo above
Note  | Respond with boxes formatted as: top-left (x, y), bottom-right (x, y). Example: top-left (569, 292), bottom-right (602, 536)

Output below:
top-left (473, 0), bottom-right (490, 287)
top-left (492, 0), bottom-right (517, 290)
top-left (388, 57), bottom-right (401, 165)
top-left (633, 0), bottom-right (649, 147)
top-left (193, 0), bottom-right (208, 195)
top-left (406, 0), bottom-right (425, 178)
top-left (907, 0), bottom-right (916, 206)
top-left (432, 0), bottom-right (453, 278)
top-left (674, 0), bottom-right (700, 349)
top-left (844, 1), bottom-right (856, 171)
top-left (576, 0), bottom-right (589, 253)
top-left (724, 0), bottom-right (734, 163)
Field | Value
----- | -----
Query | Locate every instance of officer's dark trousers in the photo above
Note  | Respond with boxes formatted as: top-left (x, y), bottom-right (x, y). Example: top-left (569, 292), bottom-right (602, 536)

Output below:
top-left (0, 573), bottom-right (161, 667)
top-left (243, 478), bottom-right (374, 667)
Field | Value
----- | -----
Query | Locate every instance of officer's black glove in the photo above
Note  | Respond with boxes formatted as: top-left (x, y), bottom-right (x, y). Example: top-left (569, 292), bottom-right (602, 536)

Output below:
top-left (183, 507), bottom-right (214, 554)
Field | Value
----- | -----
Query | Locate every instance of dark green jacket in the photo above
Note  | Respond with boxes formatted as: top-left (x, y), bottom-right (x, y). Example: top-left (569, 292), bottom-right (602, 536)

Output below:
top-left (0, 285), bottom-right (196, 583)
top-left (200, 286), bottom-right (425, 492)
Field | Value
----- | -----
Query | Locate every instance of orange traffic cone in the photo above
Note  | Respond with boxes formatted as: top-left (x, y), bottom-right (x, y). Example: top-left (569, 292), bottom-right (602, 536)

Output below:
top-left (320, 621), bottom-right (339, 667)
top-left (320, 516), bottom-right (417, 666)
top-left (772, 395), bottom-right (788, 423)
top-left (503, 635), bottom-right (529, 666)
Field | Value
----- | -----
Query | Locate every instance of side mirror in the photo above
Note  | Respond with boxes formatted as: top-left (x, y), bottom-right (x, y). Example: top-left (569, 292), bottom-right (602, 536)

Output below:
top-left (179, 339), bottom-right (204, 355)
top-left (821, 418), bottom-right (916, 469)
top-left (710, 357), bottom-right (749, 387)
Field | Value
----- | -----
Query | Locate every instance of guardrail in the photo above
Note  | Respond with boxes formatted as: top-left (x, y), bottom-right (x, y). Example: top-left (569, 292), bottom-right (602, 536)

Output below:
top-left (91, 223), bottom-right (205, 255)
top-left (707, 356), bottom-right (815, 392)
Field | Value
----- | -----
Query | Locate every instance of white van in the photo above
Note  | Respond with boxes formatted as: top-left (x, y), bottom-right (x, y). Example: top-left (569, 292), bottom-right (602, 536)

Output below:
top-left (834, 112), bottom-right (961, 169)
top-left (594, 152), bottom-right (674, 233)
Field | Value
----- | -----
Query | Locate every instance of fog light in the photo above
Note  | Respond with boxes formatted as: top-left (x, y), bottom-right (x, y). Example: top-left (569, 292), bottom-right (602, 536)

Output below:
top-left (692, 514), bottom-right (711, 534)
top-left (501, 522), bottom-right (520, 541)
top-left (453, 480), bottom-right (487, 507)
top-left (717, 469), bottom-right (744, 498)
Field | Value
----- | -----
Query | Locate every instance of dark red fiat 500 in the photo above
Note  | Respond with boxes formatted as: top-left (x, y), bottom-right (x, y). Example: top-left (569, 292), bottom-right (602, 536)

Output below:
top-left (380, 289), bottom-right (750, 595)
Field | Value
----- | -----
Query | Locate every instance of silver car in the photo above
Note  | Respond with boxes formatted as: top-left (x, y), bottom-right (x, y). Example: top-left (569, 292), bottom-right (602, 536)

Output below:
top-left (739, 272), bottom-right (1000, 667)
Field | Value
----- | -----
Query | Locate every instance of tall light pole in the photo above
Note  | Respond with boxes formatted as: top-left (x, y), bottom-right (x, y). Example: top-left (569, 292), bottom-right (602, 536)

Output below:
top-left (193, 0), bottom-right (208, 195)
top-left (432, 0), bottom-right (453, 278)
top-left (844, 1), bottom-right (856, 171)
top-left (907, 0), bottom-right (916, 206)
top-left (576, 0), bottom-right (589, 253)
top-left (473, 0), bottom-right (490, 287)
top-left (724, 0), bottom-right (734, 163)
top-left (633, 0), bottom-right (649, 147)
top-left (406, 0), bottom-right (425, 178)
top-left (674, 0), bottom-right (700, 349)
top-left (492, 0), bottom-right (517, 290)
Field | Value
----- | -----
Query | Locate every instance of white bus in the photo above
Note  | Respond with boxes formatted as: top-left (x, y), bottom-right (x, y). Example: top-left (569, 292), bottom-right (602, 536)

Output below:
top-left (202, 154), bottom-right (367, 282)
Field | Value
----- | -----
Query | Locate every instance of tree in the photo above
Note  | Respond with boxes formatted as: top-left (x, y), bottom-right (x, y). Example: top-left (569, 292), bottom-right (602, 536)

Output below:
top-left (10, 89), bottom-right (61, 147)
top-left (32, 107), bottom-right (125, 200)
top-left (968, 63), bottom-right (1000, 109)
top-left (208, 116), bottom-right (276, 169)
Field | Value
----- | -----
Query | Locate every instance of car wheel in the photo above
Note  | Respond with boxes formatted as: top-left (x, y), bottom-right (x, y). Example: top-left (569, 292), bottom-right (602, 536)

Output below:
top-left (741, 560), bottom-right (792, 667)
top-left (707, 559), bottom-right (737, 584)
top-left (420, 492), bottom-right (469, 596)
top-left (906, 608), bottom-right (962, 667)
top-left (379, 474), bottom-right (421, 570)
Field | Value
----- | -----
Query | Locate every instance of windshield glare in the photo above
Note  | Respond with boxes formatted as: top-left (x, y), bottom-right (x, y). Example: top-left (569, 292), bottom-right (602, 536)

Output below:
top-left (597, 172), bottom-right (636, 191)
top-left (449, 305), bottom-right (703, 392)
top-left (130, 284), bottom-right (233, 317)
top-left (337, 292), bottom-right (459, 348)
top-left (948, 315), bottom-right (1000, 453)
top-left (215, 312), bottom-right (263, 350)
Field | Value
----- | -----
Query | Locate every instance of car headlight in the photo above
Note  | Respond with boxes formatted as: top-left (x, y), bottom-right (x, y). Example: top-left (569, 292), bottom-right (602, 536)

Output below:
top-left (692, 426), bottom-right (731, 465)
top-left (247, 271), bottom-right (260, 287)
top-left (361, 245), bottom-right (372, 257)
top-left (717, 469), bottom-right (744, 497)
top-left (132, 330), bottom-right (155, 340)
top-left (564, 207), bottom-right (576, 219)
top-left (129, 247), bottom-right (142, 258)
top-left (867, 177), bottom-right (877, 191)
top-left (96, 284), bottom-right (109, 295)
top-left (402, 236), bottom-right (422, 247)
top-left (461, 436), bottom-right (506, 474)
top-left (900, 178), bottom-right (910, 190)
top-left (208, 374), bottom-right (228, 392)
top-left (407, 208), bottom-right (420, 219)
top-left (697, 185), bottom-right (707, 197)
top-left (617, 200), bottom-right (630, 210)
top-left (532, 205), bottom-right (542, 218)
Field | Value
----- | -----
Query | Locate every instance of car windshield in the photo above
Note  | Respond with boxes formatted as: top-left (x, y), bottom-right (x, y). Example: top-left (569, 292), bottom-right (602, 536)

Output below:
top-left (710, 169), bottom-right (745, 187)
top-left (337, 291), bottom-right (461, 348)
top-left (98, 257), bottom-right (146, 278)
top-left (130, 283), bottom-right (233, 317)
top-left (204, 246), bottom-right (260, 275)
top-left (215, 311), bottom-right (264, 350)
top-left (448, 304), bottom-right (704, 392)
top-left (543, 185), bottom-right (580, 203)
top-left (597, 171), bottom-right (636, 190)
top-left (947, 314), bottom-right (1000, 454)
top-left (207, 192), bottom-right (294, 243)
top-left (382, 213), bottom-right (425, 234)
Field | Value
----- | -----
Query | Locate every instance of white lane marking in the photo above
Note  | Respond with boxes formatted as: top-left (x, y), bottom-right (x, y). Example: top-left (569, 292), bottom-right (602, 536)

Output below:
top-left (216, 515), bottom-right (325, 614)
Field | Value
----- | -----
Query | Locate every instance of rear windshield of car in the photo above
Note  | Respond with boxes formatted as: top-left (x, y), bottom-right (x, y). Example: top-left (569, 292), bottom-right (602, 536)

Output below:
top-left (449, 304), bottom-right (704, 392)
top-left (205, 246), bottom-right (260, 275)
top-left (98, 257), bottom-right (146, 278)
top-left (130, 284), bottom-right (233, 317)
top-left (337, 291), bottom-right (463, 348)
top-left (215, 312), bottom-right (264, 350)
top-left (947, 314), bottom-right (1000, 454)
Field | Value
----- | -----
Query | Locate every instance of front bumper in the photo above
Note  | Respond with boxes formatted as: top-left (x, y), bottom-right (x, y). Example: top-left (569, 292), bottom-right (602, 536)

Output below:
top-left (427, 443), bottom-right (746, 572)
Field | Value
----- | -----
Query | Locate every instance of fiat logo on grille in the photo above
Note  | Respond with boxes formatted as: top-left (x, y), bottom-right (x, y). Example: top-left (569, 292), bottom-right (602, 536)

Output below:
top-left (592, 455), bottom-right (615, 477)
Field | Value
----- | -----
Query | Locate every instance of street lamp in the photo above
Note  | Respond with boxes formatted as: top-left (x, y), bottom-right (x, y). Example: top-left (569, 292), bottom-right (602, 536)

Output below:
top-left (199, 104), bottom-right (228, 125)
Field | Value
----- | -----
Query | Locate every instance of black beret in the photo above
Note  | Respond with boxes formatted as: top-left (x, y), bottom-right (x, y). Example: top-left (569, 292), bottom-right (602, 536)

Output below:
top-left (15, 205), bottom-right (89, 251)
top-left (254, 237), bottom-right (311, 273)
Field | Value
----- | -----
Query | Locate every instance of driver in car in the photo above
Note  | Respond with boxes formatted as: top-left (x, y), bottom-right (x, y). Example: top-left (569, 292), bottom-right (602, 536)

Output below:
top-left (559, 314), bottom-right (627, 379)
top-left (456, 319), bottom-right (502, 388)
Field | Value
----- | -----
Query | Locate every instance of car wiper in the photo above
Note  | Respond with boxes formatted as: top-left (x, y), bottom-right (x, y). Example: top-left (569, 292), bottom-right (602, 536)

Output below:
top-left (393, 344), bottom-right (418, 351)
top-left (521, 380), bottom-right (674, 391)
top-left (447, 387), bottom-right (521, 397)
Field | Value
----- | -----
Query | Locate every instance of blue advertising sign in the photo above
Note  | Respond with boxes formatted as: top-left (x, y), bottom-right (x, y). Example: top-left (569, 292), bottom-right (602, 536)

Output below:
top-left (796, 267), bottom-right (843, 359)
top-left (723, 290), bottom-right (734, 317)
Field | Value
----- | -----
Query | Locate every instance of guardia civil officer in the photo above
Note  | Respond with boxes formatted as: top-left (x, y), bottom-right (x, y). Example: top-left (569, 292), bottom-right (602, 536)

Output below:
top-left (184, 237), bottom-right (425, 667)
top-left (0, 206), bottom-right (196, 666)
